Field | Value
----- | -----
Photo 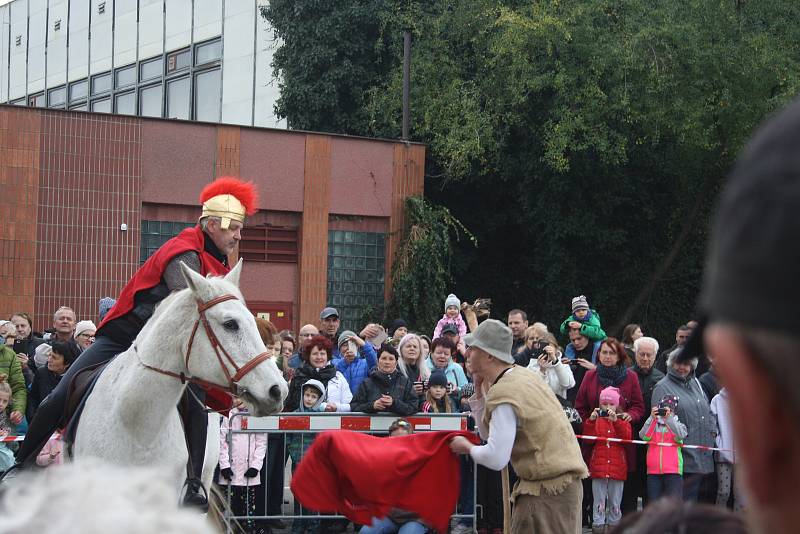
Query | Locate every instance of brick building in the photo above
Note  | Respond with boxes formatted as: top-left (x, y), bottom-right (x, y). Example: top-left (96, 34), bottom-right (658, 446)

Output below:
top-left (0, 105), bottom-right (425, 333)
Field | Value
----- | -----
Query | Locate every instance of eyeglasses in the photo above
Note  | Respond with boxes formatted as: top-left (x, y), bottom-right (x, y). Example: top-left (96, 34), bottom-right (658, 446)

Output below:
top-left (299, 333), bottom-right (315, 338)
top-left (76, 333), bottom-right (95, 339)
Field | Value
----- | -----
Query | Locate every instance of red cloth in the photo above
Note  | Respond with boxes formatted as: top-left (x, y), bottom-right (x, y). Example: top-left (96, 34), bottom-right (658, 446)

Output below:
top-left (583, 417), bottom-right (632, 480)
top-left (290, 430), bottom-right (479, 533)
top-left (97, 225), bottom-right (232, 414)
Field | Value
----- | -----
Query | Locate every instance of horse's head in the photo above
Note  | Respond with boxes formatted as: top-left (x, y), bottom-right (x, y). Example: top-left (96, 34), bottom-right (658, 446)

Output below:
top-left (179, 260), bottom-right (288, 416)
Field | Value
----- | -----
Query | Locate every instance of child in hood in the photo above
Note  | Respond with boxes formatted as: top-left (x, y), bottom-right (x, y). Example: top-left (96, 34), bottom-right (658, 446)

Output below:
top-left (583, 386), bottom-right (632, 533)
top-left (640, 394), bottom-right (688, 501)
top-left (288, 380), bottom-right (326, 534)
top-left (560, 295), bottom-right (606, 342)
top-left (433, 294), bottom-right (468, 339)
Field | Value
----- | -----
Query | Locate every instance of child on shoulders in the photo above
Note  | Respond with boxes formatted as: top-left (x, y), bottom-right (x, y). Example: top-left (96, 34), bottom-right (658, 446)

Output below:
top-left (560, 295), bottom-right (606, 341)
top-left (433, 294), bottom-right (468, 339)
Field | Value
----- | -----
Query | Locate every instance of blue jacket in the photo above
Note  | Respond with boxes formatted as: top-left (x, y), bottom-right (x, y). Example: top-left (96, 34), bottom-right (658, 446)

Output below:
top-left (333, 343), bottom-right (377, 396)
top-left (564, 340), bottom-right (601, 363)
top-left (424, 358), bottom-right (469, 392)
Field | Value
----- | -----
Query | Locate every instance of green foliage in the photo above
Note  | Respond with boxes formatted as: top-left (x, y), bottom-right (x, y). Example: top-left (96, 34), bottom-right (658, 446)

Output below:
top-left (263, 0), bottom-right (800, 344)
top-left (385, 197), bottom-right (476, 332)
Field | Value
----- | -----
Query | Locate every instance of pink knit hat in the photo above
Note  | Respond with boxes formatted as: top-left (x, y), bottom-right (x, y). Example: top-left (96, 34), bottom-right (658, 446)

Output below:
top-left (599, 386), bottom-right (621, 407)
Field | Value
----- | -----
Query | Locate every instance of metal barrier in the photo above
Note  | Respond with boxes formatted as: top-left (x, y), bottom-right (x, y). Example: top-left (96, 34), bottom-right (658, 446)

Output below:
top-left (220, 412), bottom-right (477, 534)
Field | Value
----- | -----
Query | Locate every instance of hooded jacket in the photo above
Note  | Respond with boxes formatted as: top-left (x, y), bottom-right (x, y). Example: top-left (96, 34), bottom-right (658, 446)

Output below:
top-left (351, 368), bottom-right (419, 416)
top-left (333, 343), bottom-right (378, 396)
top-left (583, 416), bottom-right (632, 480)
top-left (286, 379), bottom-right (326, 464)
top-left (285, 362), bottom-right (337, 412)
top-left (651, 369), bottom-right (717, 474)
top-left (424, 357), bottom-right (468, 392)
top-left (639, 414), bottom-right (688, 475)
top-left (0, 345), bottom-right (27, 417)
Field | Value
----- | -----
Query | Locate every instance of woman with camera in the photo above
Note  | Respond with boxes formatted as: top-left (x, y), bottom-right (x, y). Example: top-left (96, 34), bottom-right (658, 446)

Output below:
top-left (526, 332), bottom-right (575, 399)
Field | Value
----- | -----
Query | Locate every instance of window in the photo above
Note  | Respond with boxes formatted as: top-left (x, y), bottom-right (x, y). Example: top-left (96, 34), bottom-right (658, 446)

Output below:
top-left (195, 39), bottom-right (221, 66)
top-left (48, 86), bottom-right (66, 107)
top-left (166, 77), bottom-right (190, 119)
top-left (11, 98), bottom-right (25, 106)
top-left (140, 221), bottom-right (195, 262)
top-left (91, 73), bottom-right (112, 95)
top-left (70, 79), bottom-right (88, 102)
top-left (166, 48), bottom-right (190, 74)
top-left (327, 231), bottom-right (387, 331)
top-left (115, 65), bottom-right (136, 89)
top-left (29, 93), bottom-right (45, 107)
top-left (139, 84), bottom-right (163, 117)
top-left (91, 98), bottom-right (111, 113)
top-left (139, 57), bottom-right (163, 82)
top-left (115, 91), bottom-right (136, 115)
top-left (239, 226), bottom-right (298, 263)
top-left (70, 103), bottom-right (88, 111)
top-left (193, 68), bottom-right (221, 122)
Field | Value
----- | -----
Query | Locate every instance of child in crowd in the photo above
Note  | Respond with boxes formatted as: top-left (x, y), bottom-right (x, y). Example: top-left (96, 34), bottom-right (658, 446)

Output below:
top-left (584, 386), bottom-right (631, 534)
top-left (360, 420), bottom-right (428, 534)
top-left (421, 370), bottom-right (457, 413)
top-left (433, 294), bottom-right (467, 339)
top-left (711, 388), bottom-right (743, 510)
top-left (218, 397), bottom-right (267, 534)
top-left (560, 295), bottom-right (606, 341)
top-left (288, 380), bottom-right (326, 534)
top-left (639, 394), bottom-right (687, 501)
top-left (0, 375), bottom-right (15, 471)
top-left (36, 432), bottom-right (64, 468)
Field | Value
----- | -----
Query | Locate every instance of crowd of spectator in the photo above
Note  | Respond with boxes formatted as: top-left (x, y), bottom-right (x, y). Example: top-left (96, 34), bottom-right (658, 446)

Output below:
top-left (0, 292), bottom-right (742, 534)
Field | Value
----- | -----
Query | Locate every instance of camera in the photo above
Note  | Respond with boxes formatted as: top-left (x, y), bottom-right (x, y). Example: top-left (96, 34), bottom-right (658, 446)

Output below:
top-left (598, 409), bottom-right (609, 418)
top-left (530, 340), bottom-right (547, 359)
top-left (657, 406), bottom-right (668, 417)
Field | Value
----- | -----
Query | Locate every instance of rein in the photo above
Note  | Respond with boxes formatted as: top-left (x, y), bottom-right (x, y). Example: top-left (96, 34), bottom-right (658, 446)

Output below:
top-left (137, 293), bottom-right (271, 397)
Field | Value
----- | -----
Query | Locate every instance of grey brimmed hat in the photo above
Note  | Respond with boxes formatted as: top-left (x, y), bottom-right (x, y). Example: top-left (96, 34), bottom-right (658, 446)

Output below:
top-left (463, 319), bottom-right (514, 364)
top-left (683, 96), bottom-right (800, 360)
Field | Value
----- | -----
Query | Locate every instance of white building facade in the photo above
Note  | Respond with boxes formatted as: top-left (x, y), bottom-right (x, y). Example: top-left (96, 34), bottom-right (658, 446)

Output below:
top-left (0, 0), bottom-right (284, 127)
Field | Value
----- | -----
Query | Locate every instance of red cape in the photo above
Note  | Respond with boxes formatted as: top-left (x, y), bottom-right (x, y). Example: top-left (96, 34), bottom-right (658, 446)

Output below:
top-left (98, 225), bottom-right (233, 414)
top-left (290, 430), bottom-right (480, 533)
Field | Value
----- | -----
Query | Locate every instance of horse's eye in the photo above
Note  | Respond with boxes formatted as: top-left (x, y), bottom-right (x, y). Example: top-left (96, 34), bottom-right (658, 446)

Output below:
top-left (223, 320), bottom-right (239, 331)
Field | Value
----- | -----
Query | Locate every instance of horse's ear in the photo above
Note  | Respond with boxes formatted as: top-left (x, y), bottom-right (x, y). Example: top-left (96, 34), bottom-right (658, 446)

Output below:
top-left (179, 261), bottom-right (209, 296)
top-left (224, 258), bottom-right (243, 287)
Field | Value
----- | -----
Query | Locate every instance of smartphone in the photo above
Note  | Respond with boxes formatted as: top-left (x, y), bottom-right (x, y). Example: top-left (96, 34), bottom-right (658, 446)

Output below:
top-left (347, 341), bottom-right (357, 354)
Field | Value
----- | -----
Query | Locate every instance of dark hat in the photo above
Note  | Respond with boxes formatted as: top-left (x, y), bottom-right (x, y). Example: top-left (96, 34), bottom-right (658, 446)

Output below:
top-left (428, 370), bottom-right (448, 388)
top-left (441, 323), bottom-right (459, 336)
top-left (320, 307), bottom-right (339, 320)
top-left (683, 97), bottom-right (800, 360)
top-left (389, 318), bottom-right (407, 336)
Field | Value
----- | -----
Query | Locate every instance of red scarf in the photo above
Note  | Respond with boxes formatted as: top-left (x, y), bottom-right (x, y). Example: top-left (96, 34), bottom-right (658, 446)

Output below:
top-left (290, 430), bottom-right (480, 533)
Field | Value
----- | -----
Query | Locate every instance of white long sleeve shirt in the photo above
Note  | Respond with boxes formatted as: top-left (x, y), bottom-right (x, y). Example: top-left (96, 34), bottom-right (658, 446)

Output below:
top-left (467, 369), bottom-right (519, 471)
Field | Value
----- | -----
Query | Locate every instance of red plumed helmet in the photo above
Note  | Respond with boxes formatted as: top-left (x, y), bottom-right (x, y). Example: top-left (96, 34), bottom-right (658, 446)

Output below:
top-left (199, 177), bottom-right (259, 228)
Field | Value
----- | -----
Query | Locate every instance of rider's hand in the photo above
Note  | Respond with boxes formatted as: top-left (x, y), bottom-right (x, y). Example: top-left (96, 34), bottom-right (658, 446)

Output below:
top-left (220, 467), bottom-right (234, 480)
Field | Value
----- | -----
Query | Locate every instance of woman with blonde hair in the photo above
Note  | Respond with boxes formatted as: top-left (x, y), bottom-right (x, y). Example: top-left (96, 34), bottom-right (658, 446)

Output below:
top-left (526, 332), bottom-right (575, 399)
top-left (397, 333), bottom-right (430, 398)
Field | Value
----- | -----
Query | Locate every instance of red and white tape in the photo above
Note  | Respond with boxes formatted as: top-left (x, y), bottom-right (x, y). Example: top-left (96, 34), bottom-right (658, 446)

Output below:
top-left (576, 434), bottom-right (733, 454)
top-left (244, 415), bottom-right (467, 432)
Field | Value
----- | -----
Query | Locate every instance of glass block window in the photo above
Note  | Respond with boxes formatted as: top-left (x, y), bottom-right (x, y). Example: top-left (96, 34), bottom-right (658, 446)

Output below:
top-left (327, 231), bottom-right (386, 331)
top-left (140, 220), bottom-right (195, 263)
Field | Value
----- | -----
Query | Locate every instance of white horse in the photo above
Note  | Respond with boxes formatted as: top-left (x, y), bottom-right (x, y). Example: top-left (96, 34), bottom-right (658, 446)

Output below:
top-left (72, 260), bottom-right (288, 497)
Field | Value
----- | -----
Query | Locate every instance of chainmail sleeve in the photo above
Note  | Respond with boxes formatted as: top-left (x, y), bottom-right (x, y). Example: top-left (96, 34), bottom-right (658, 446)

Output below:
top-left (163, 251), bottom-right (202, 292)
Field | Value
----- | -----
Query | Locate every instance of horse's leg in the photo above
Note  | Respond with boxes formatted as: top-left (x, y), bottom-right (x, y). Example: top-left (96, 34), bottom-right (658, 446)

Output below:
top-left (202, 413), bottom-right (220, 491)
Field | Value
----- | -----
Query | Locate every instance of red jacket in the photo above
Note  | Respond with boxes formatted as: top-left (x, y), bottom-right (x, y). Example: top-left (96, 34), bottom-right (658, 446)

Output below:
top-left (575, 369), bottom-right (644, 471)
top-left (98, 225), bottom-right (232, 414)
top-left (583, 417), bottom-right (632, 480)
top-left (291, 430), bottom-right (479, 533)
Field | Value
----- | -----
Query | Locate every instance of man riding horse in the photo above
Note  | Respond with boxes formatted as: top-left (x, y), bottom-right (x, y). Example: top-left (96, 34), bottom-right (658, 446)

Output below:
top-left (13, 176), bottom-right (258, 510)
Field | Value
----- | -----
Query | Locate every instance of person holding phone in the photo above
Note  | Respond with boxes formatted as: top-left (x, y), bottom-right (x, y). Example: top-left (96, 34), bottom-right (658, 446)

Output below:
top-left (639, 395), bottom-right (688, 501)
top-left (526, 332), bottom-right (575, 400)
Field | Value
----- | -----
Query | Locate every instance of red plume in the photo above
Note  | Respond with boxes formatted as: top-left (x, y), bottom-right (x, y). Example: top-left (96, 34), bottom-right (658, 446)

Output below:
top-left (199, 177), bottom-right (259, 215)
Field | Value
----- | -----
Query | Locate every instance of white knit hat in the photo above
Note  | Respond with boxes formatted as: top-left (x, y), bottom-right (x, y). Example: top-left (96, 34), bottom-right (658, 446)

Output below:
top-left (74, 320), bottom-right (97, 339)
top-left (34, 343), bottom-right (52, 368)
top-left (444, 294), bottom-right (461, 311)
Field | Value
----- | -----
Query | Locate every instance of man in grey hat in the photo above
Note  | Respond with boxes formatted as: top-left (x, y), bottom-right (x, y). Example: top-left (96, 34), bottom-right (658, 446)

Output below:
top-left (449, 319), bottom-right (587, 533)
top-left (319, 307), bottom-right (341, 358)
top-left (681, 97), bottom-right (800, 533)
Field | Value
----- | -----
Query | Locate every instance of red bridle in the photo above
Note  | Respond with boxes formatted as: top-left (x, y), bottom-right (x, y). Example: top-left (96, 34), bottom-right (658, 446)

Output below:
top-left (138, 294), bottom-right (272, 397)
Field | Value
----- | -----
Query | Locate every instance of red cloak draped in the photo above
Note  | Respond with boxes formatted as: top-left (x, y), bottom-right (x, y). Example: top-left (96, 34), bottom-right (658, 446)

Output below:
top-left (290, 430), bottom-right (480, 533)
top-left (97, 225), bottom-right (232, 413)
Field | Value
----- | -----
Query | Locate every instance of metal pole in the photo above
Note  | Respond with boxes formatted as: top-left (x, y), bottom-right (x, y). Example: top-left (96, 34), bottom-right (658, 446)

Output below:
top-left (402, 30), bottom-right (411, 140)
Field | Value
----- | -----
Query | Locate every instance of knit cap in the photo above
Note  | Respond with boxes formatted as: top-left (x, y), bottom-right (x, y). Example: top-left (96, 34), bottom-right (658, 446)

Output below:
top-left (389, 319), bottom-right (407, 337)
top-left (428, 370), bottom-right (448, 388)
top-left (74, 320), bottom-right (97, 339)
top-left (337, 330), bottom-right (357, 348)
top-left (599, 386), bottom-right (621, 407)
top-left (658, 394), bottom-right (680, 410)
top-left (98, 297), bottom-right (116, 322)
top-left (571, 295), bottom-right (590, 313)
top-left (34, 343), bottom-right (52, 368)
top-left (445, 294), bottom-right (461, 311)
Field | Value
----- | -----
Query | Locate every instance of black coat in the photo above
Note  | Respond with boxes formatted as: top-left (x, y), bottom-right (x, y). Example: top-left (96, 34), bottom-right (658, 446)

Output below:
top-left (632, 365), bottom-right (665, 432)
top-left (351, 368), bottom-right (419, 416)
top-left (284, 362), bottom-right (337, 412)
top-left (28, 365), bottom-right (62, 421)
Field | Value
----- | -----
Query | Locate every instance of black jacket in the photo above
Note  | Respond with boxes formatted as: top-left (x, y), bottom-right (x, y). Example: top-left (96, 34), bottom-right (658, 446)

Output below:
top-left (632, 364), bottom-right (665, 431)
top-left (284, 362), bottom-right (337, 412)
top-left (28, 365), bottom-right (62, 421)
top-left (351, 368), bottom-right (419, 416)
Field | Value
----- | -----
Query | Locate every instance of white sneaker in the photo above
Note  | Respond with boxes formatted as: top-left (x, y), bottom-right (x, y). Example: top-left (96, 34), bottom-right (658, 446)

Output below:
top-left (451, 523), bottom-right (474, 534)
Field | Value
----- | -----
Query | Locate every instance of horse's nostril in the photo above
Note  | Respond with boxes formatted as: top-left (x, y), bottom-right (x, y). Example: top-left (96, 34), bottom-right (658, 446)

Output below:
top-left (269, 384), bottom-right (282, 402)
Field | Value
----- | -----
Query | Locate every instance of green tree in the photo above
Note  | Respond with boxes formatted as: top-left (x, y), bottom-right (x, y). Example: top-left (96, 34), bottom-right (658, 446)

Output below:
top-left (263, 0), bottom-right (800, 343)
